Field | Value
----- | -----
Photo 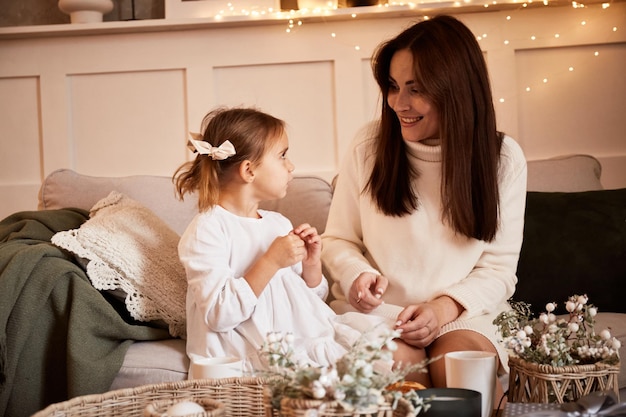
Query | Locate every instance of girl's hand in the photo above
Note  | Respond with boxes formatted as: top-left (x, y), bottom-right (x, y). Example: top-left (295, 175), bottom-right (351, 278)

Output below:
top-left (292, 223), bottom-right (321, 265)
top-left (394, 303), bottom-right (440, 348)
top-left (265, 233), bottom-right (306, 269)
top-left (349, 272), bottom-right (388, 313)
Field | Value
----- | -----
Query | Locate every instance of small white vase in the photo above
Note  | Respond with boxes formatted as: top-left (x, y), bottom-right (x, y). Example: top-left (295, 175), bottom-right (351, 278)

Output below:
top-left (58, 0), bottom-right (114, 24)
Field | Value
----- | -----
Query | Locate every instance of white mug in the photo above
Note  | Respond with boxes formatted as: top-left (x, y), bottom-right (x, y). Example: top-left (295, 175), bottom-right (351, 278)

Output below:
top-left (188, 355), bottom-right (243, 380)
top-left (444, 351), bottom-right (497, 417)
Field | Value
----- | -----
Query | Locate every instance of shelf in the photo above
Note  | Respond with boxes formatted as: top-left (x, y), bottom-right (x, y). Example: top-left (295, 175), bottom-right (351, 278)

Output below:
top-left (0, 0), bottom-right (605, 40)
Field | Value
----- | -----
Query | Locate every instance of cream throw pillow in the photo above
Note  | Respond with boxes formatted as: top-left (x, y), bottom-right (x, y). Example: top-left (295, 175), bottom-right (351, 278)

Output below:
top-left (52, 191), bottom-right (187, 338)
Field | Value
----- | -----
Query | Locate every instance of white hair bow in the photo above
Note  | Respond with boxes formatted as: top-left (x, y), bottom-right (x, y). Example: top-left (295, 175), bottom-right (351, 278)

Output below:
top-left (187, 132), bottom-right (236, 161)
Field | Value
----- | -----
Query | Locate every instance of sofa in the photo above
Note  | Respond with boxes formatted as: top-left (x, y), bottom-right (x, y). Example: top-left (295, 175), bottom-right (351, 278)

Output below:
top-left (1, 153), bottom-right (624, 416)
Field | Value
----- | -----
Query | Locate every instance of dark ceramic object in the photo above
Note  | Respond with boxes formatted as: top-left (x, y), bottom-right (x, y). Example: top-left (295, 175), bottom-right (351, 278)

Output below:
top-left (418, 388), bottom-right (482, 417)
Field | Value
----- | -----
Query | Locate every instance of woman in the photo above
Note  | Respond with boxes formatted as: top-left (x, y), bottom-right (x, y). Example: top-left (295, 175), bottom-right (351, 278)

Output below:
top-left (321, 15), bottom-right (527, 389)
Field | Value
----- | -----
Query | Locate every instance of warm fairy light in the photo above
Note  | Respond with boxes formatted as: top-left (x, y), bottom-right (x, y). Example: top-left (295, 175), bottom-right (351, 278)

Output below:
top-left (195, 0), bottom-right (619, 103)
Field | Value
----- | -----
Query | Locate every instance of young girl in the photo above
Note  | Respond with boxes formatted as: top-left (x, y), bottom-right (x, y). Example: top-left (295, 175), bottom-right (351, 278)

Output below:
top-left (173, 107), bottom-right (363, 373)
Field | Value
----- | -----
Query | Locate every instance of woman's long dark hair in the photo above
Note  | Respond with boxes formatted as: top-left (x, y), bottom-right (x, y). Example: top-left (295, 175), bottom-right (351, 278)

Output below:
top-left (368, 15), bottom-right (503, 241)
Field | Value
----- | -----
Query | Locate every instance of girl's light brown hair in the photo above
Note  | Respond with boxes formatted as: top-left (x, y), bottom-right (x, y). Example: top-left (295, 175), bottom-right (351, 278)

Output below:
top-left (173, 107), bottom-right (285, 212)
top-left (369, 15), bottom-right (503, 241)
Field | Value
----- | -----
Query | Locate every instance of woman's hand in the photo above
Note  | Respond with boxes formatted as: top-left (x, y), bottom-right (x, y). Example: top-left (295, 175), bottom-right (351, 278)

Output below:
top-left (394, 303), bottom-right (440, 348)
top-left (394, 296), bottom-right (464, 348)
top-left (349, 272), bottom-right (388, 313)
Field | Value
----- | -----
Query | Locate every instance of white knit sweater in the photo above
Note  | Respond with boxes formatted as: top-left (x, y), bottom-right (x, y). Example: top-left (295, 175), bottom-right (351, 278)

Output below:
top-left (321, 126), bottom-right (527, 372)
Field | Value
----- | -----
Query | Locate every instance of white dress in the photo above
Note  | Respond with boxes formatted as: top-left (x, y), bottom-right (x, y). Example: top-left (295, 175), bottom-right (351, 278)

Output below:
top-left (178, 205), bottom-right (363, 373)
top-left (322, 125), bottom-right (528, 373)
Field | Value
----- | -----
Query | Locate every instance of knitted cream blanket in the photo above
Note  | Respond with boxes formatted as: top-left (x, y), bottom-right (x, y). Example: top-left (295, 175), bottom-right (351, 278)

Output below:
top-left (52, 191), bottom-right (187, 337)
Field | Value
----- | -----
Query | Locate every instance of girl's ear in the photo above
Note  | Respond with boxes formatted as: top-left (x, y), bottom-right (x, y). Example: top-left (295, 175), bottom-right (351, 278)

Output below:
top-left (239, 160), bottom-right (255, 183)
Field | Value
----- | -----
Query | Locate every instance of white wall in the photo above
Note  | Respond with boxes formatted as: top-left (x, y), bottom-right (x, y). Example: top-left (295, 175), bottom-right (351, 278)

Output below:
top-left (1, 3), bottom-right (625, 221)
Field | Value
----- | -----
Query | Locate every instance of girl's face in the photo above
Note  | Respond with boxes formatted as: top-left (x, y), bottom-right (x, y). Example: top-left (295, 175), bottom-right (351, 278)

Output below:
top-left (387, 48), bottom-right (440, 143)
top-left (252, 131), bottom-right (295, 201)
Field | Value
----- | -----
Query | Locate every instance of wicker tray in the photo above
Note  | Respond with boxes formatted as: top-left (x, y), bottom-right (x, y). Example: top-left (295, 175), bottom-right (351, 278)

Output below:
top-left (32, 376), bottom-right (267, 417)
top-left (507, 356), bottom-right (620, 404)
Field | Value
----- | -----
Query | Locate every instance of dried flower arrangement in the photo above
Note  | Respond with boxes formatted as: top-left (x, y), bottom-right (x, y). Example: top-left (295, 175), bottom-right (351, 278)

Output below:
top-left (259, 327), bottom-right (434, 416)
top-left (493, 294), bottom-right (620, 367)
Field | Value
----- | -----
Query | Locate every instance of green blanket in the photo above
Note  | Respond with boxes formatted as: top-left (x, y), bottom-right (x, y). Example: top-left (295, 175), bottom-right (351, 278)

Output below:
top-left (0, 209), bottom-right (171, 417)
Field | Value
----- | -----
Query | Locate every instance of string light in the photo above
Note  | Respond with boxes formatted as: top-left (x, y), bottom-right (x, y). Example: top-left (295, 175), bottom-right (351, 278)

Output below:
top-left (185, 0), bottom-right (621, 96)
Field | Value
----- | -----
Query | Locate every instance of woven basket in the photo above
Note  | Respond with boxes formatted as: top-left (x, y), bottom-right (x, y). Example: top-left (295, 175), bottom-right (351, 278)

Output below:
top-left (33, 376), bottom-right (267, 417)
top-left (263, 389), bottom-right (413, 417)
top-left (507, 356), bottom-right (621, 404)
top-left (143, 397), bottom-right (225, 417)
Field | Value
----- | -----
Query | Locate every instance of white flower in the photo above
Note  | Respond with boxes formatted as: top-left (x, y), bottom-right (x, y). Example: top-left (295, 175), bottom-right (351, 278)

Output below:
top-left (546, 303), bottom-right (556, 312)
top-left (612, 339), bottom-right (621, 350)
top-left (333, 389), bottom-right (346, 401)
top-left (312, 381), bottom-right (326, 399)
top-left (566, 301), bottom-right (576, 312)
top-left (600, 329), bottom-right (612, 340)
top-left (360, 363), bottom-right (374, 378)
top-left (385, 339), bottom-right (398, 351)
top-left (523, 325), bottom-right (533, 335)
top-left (285, 333), bottom-right (295, 344)
top-left (568, 322), bottom-right (579, 332)
top-left (341, 373), bottom-right (355, 384)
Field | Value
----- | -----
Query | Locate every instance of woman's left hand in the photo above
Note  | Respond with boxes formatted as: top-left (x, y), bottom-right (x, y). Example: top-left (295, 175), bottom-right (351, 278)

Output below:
top-left (394, 303), bottom-right (441, 348)
top-left (395, 296), bottom-right (464, 348)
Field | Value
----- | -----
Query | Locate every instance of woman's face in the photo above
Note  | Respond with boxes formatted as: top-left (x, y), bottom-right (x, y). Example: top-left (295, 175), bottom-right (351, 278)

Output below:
top-left (387, 48), bottom-right (440, 143)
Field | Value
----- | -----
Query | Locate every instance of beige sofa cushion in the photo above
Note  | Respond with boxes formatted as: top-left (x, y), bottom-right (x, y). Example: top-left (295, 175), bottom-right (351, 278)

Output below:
top-left (527, 154), bottom-right (602, 192)
top-left (39, 169), bottom-right (199, 236)
top-left (39, 169), bottom-right (333, 236)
